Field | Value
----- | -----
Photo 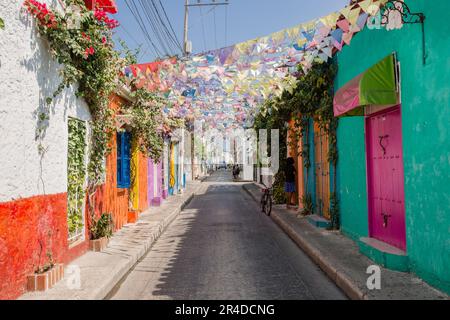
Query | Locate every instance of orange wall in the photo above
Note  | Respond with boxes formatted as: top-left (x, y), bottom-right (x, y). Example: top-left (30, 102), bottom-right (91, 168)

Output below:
top-left (93, 95), bottom-right (130, 231)
top-left (94, 94), bottom-right (151, 229)
top-left (288, 119), bottom-right (305, 207)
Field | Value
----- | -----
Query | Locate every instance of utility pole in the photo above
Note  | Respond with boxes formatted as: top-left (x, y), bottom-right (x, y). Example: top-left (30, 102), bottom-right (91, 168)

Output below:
top-left (183, 0), bottom-right (230, 56)
top-left (184, 0), bottom-right (189, 56)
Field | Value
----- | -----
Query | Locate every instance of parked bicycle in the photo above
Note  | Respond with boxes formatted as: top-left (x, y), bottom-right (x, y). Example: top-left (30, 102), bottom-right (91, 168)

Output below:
top-left (260, 183), bottom-right (273, 216)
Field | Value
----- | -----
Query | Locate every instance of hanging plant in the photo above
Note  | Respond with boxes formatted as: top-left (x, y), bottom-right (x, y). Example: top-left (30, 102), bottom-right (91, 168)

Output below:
top-left (23, 1), bottom-right (167, 230)
top-left (120, 88), bottom-right (165, 161)
top-left (254, 60), bottom-right (340, 229)
top-left (67, 118), bottom-right (87, 240)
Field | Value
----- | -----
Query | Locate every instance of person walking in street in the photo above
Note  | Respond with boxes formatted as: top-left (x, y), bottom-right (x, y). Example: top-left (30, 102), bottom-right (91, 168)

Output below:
top-left (232, 164), bottom-right (240, 180)
top-left (284, 157), bottom-right (296, 210)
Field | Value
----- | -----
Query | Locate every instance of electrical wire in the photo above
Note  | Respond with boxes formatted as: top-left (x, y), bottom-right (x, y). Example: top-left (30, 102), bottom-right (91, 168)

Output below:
top-left (125, 0), bottom-right (183, 59)
top-left (158, 0), bottom-right (183, 52)
top-left (124, 0), bottom-right (162, 57)
top-left (138, 0), bottom-right (171, 56)
top-left (150, 0), bottom-right (182, 53)
top-left (213, 6), bottom-right (218, 49)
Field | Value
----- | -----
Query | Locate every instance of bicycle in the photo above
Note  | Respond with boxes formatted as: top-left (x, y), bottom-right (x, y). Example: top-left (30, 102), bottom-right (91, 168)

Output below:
top-left (260, 184), bottom-right (273, 216)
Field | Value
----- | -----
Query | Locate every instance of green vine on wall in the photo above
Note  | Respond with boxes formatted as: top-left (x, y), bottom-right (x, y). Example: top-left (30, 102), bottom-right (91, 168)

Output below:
top-left (24, 1), bottom-right (169, 228)
top-left (67, 118), bottom-right (87, 239)
top-left (254, 61), bottom-right (340, 229)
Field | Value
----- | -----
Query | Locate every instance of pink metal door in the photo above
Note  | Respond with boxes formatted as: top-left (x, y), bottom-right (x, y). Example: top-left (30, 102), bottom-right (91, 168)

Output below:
top-left (366, 106), bottom-right (406, 251)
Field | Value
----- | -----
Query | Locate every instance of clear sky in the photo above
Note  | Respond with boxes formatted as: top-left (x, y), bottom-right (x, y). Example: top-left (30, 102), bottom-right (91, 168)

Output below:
top-left (113, 0), bottom-right (349, 63)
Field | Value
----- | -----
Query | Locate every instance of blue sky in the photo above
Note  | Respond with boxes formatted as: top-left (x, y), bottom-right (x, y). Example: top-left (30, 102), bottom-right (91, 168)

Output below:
top-left (113, 0), bottom-right (349, 63)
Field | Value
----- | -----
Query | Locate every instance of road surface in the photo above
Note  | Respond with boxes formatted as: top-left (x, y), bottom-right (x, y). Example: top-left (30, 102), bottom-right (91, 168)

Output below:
top-left (108, 170), bottom-right (346, 300)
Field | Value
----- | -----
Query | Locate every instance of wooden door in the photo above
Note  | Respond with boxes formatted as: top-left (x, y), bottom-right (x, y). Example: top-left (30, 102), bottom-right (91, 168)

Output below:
top-left (366, 106), bottom-right (406, 250)
top-left (314, 122), bottom-right (330, 219)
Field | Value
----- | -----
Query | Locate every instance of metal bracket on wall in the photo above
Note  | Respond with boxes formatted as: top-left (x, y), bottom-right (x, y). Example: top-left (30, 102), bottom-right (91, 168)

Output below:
top-left (381, 0), bottom-right (427, 65)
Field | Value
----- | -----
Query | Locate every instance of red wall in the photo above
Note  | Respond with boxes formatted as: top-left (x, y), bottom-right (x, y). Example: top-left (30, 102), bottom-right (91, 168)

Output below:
top-left (0, 193), bottom-right (88, 299)
top-left (0, 95), bottom-right (149, 299)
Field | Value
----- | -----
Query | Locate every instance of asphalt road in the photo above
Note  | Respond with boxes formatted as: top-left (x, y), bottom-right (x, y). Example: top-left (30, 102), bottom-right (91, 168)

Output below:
top-left (108, 170), bottom-right (346, 300)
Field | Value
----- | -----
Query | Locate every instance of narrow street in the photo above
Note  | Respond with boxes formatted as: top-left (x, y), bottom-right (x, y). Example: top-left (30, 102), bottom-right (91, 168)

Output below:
top-left (2, 0), bottom-right (449, 303)
top-left (108, 170), bottom-right (346, 300)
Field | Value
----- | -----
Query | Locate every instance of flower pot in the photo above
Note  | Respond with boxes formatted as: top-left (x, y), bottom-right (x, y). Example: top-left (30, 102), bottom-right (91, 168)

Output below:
top-left (27, 263), bottom-right (64, 292)
top-left (89, 236), bottom-right (110, 252)
top-left (127, 210), bottom-right (140, 224)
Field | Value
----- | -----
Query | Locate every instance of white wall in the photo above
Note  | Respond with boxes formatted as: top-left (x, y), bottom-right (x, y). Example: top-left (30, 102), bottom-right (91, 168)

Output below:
top-left (0, 0), bottom-right (91, 202)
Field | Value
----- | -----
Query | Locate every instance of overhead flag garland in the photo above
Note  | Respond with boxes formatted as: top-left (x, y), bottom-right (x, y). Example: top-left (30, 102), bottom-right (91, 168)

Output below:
top-left (123, 0), bottom-right (393, 132)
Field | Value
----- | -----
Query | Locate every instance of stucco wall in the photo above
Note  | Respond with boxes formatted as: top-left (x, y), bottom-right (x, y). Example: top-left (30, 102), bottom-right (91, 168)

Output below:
top-left (335, 0), bottom-right (450, 293)
top-left (92, 95), bottom-right (129, 231)
top-left (0, 0), bottom-right (91, 299)
top-left (0, 0), bottom-right (91, 201)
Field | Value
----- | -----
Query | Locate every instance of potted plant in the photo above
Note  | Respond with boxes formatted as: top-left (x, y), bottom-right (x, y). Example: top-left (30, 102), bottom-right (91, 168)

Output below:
top-left (27, 239), bottom-right (64, 292)
top-left (89, 213), bottom-right (114, 252)
top-left (127, 209), bottom-right (140, 224)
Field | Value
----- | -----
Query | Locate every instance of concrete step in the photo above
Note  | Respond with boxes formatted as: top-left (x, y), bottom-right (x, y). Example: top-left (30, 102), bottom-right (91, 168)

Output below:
top-left (307, 214), bottom-right (331, 229)
top-left (358, 237), bottom-right (409, 272)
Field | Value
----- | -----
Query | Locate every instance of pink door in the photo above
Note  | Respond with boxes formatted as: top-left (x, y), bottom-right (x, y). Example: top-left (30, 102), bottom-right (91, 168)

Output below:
top-left (366, 106), bottom-right (406, 251)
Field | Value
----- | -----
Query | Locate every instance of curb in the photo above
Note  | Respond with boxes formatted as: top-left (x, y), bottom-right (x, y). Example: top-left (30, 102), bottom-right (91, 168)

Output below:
top-left (20, 183), bottom-right (202, 300)
top-left (242, 183), bottom-right (365, 300)
top-left (102, 186), bottom-right (200, 300)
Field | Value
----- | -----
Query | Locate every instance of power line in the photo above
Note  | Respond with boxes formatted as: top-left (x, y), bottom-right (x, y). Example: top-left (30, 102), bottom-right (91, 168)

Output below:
top-left (139, 0), bottom-right (171, 56)
top-left (158, 0), bottom-right (183, 52)
top-left (124, 0), bottom-right (162, 57)
top-left (124, 0), bottom-right (183, 59)
top-left (213, 7), bottom-right (218, 49)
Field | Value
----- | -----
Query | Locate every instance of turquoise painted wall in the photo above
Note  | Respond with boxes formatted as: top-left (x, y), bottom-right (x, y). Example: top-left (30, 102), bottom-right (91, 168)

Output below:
top-left (336, 117), bottom-right (368, 241)
top-left (335, 0), bottom-right (450, 293)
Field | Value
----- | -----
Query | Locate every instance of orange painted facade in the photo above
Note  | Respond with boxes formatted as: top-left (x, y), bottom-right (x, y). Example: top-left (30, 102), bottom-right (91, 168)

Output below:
top-left (93, 93), bottom-right (150, 229)
top-left (313, 121), bottom-right (331, 219)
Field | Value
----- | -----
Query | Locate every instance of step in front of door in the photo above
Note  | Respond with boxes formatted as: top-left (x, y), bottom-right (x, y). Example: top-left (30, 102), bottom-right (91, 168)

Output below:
top-left (358, 237), bottom-right (409, 272)
top-left (307, 214), bottom-right (331, 229)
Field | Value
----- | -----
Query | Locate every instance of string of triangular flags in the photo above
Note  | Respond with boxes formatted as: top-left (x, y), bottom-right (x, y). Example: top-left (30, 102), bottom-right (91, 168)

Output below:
top-left (123, 0), bottom-right (392, 132)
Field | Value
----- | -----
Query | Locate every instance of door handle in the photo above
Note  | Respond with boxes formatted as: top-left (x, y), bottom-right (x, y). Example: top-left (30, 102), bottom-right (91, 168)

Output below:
top-left (381, 212), bottom-right (392, 228)
top-left (379, 135), bottom-right (389, 155)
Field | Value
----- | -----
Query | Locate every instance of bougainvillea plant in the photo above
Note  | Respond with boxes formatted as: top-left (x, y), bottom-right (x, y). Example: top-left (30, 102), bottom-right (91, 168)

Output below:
top-left (23, 0), bottom-right (170, 228)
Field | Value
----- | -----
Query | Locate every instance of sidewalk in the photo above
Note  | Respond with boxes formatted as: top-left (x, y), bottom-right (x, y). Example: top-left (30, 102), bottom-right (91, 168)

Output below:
top-left (242, 183), bottom-right (448, 300)
top-left (20, 180), bottom-right (205, 300)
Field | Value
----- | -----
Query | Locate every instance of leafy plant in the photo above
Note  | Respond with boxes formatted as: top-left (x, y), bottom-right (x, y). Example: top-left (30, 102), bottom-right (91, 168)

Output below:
top-left (90, 213), bottom-right (113, 240)
top-left (35, 232), bottom-right (55, 274)
top-left (299, 194), bottom-right (314, 216)
top-left (272, 171), bottom-right (286, 204)
top-left (67, 118), bottom-right (87, 239)
top-left (254, 61), bottom-right (341, 229)
top-left (0, 17), bottom-right (5, 30)
top-left (24, 1), bottom-right (168, 224)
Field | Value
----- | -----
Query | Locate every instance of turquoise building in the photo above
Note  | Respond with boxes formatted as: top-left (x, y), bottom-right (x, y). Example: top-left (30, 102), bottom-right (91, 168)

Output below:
top-left (334, 0), bottom-right (450, 294)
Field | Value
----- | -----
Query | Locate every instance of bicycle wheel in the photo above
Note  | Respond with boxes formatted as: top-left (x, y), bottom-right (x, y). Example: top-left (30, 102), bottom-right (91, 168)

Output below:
top-left (265, 195), bottom-right (272, 216)
top-left (260, 193), bottom-right (267, 213)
